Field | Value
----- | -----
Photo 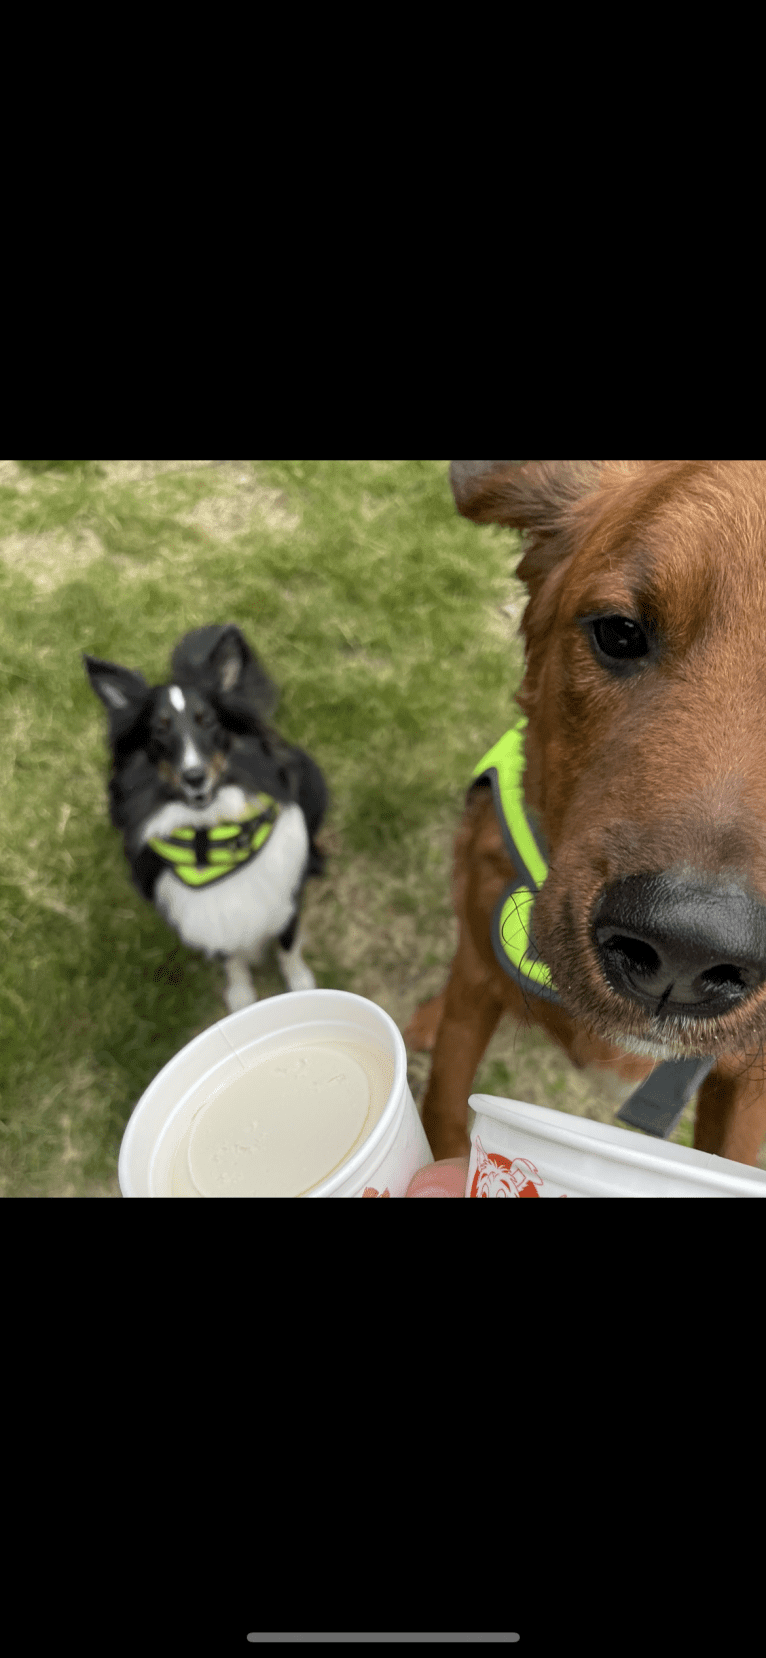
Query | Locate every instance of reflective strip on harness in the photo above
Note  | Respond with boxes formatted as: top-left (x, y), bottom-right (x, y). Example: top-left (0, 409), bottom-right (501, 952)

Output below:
top-left (148, 796), bottom-right (280, 888)
top-left (472, 719), bottom-right (560, 1003)
top-left (472, 722), bottom-right (719, 1140)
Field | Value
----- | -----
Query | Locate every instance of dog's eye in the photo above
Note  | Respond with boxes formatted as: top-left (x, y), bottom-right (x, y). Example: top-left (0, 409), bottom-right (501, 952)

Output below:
top-left (590, 615), bottom-right (649, 663)
top-left (195, 710), bottom-right (214, 727)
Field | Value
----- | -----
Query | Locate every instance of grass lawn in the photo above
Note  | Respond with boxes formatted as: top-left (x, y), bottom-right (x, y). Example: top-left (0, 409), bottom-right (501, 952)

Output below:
top-left (1, 459), bottom-right (749, 1196)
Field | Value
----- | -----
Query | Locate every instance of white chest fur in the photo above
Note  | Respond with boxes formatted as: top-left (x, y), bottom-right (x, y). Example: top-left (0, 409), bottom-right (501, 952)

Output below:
top-left (140, 787), bottom-right (309, 960)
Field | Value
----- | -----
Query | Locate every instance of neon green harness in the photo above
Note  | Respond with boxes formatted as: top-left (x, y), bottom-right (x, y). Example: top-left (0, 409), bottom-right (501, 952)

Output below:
top-left (472, 718), bottom-right (560, 1003)
top-left (148, 794), bottom-right (280, 888)
top-left (473, 725), bottom-right (723, 1140)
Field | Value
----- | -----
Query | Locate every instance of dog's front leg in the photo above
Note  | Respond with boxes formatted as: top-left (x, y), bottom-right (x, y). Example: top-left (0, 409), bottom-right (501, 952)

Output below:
top-left (403, 990), bottom-right (446, 1052)
top-left (223, 954), bottom-right (257, 1013)
top-left (276, 931), bottom-right (316, 993)
top-left (420, 932), bottom-right (504, 1160)
top-left (694, 1058), bottom-right (766, 1166)
top-left (276, 911), bottom-right (316, 993)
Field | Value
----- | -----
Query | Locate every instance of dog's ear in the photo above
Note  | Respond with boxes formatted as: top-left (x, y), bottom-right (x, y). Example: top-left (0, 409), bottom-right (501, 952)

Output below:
top-left (450, 461), bottom-right (524, 513)
top-left (171, 624), bottom-right (279, 714)
top-left (450, 460), bottom-right (606, 532)
top-left (83, 654), bottom-right (150, 722)
top-left (450, 461), bottom-right (622, 599)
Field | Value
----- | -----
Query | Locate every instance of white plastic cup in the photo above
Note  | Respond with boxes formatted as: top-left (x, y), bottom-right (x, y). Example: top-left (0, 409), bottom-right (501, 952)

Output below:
top-left (118, 989), bottom-right (432, 1197)
top-left (467, 1093), bottom-right (766, 1198)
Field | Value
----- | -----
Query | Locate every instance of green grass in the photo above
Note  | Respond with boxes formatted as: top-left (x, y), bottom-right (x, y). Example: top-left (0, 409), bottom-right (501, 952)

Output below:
top-left (0, 460), bottom-right (525, 1194)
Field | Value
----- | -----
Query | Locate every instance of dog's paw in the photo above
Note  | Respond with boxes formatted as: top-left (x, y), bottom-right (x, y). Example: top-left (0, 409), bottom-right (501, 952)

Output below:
top-left (224, 982), bottom-right (258, 1014)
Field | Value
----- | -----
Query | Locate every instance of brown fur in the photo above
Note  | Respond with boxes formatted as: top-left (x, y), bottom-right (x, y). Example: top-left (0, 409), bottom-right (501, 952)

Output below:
top-left (406, 461), bottom-right (766, 1166)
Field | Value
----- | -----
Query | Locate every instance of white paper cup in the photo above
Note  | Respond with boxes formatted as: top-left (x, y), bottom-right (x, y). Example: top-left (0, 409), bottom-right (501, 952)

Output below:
top-left (467, 1093), bottom-right (766, 1197)
top-left (118, 989), bottom-right (432, 1197)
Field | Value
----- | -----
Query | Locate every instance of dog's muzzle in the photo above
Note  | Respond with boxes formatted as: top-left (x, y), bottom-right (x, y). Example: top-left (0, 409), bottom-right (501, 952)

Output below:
top-left (593, 871), bottom-right (766, 1019)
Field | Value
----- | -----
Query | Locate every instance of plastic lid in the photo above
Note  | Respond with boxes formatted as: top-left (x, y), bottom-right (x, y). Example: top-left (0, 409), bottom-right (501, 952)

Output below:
top-left (186, 1044), bottom-right (372, 1196)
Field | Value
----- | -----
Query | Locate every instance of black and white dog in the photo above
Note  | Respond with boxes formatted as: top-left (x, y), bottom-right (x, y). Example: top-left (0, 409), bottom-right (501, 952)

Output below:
top-left (84, 624), bottom-right (327, 1012)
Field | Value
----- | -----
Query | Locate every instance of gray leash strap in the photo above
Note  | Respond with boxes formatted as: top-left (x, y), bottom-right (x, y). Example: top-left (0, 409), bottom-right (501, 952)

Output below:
top-left (615, 1056), bottom-right (716, 1139)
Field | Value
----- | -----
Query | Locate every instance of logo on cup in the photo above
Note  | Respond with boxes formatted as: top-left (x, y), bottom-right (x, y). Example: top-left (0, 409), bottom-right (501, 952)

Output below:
top-left (470, 1138), bottom-right (567, 1197)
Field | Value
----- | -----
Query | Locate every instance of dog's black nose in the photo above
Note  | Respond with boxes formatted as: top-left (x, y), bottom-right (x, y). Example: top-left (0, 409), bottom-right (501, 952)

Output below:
top-left (593, 872), bottom-right (766, 1017)
top-left (182, 767), bottom-right (208, 790)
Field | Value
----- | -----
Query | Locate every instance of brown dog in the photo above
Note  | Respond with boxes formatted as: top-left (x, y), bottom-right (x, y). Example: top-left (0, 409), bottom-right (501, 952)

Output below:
top-left (407, 461), bottom-right (766, 1167)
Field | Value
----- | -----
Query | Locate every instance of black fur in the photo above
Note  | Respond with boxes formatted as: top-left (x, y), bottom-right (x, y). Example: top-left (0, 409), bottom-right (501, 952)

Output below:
top-left (84, 623), bottom-right (328, 912)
